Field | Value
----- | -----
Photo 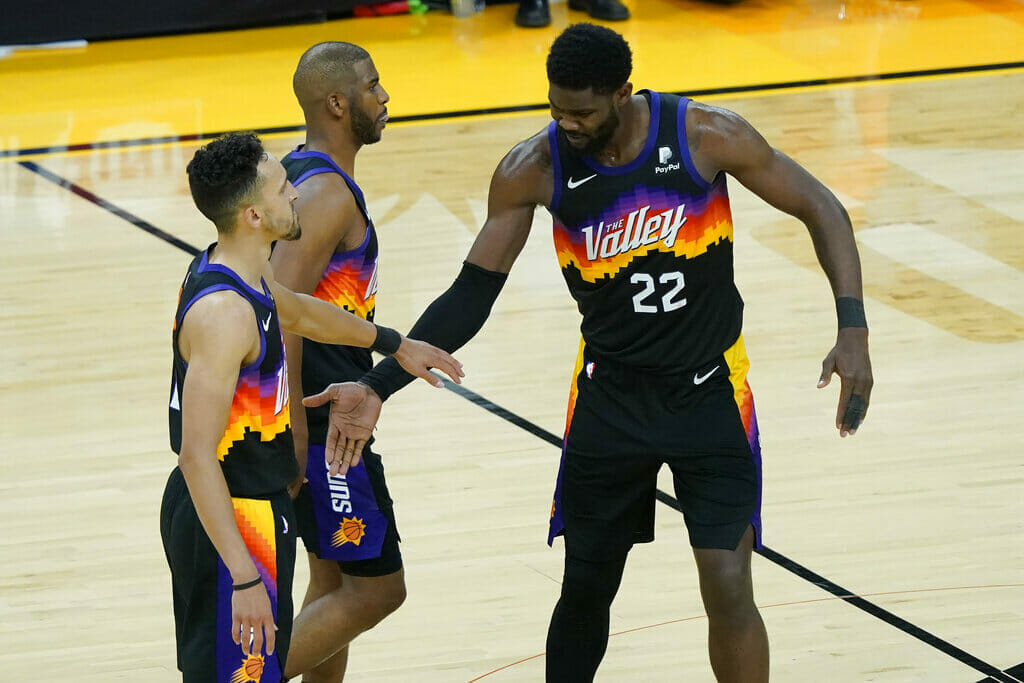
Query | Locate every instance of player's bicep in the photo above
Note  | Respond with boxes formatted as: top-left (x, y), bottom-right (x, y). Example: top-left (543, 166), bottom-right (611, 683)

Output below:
top-left (177, 298), bottom-right (255, 460)
top-left (707, 109), bottom-right (831, 223)
top-left (466, 150), bottom-right (546, 273)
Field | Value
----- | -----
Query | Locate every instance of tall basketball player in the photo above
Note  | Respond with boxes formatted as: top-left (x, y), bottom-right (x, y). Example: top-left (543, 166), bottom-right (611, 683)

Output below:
top-left (309, 24), bottom-right (873, 682)
top-left (159, 133), bottom-right (462, 682)
top-left (269, 43), bottom-right (406, 682)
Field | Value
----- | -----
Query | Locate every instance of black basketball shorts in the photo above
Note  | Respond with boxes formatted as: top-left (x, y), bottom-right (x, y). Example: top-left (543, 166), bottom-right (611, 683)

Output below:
top-left (548, 335), bottom-right (763, 561)
top-left (160, 467), bottom-right (297, 683)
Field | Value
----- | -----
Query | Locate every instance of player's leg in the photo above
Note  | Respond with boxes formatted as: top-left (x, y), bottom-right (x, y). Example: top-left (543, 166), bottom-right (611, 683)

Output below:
top-left (693, 526), bottom-right (768, 683)
top-left (285, 520), bottom-right (405, 679)
top-left (285, 448), bottom-right (404, 680)
top-left (286, 566), bottom-right (406, 679)
top-left (545, 550), bottom-right (628, 682)
top-left (295, 554), bottom-right (348, 681)
top-left (545, 444), bottom-right (657, 682)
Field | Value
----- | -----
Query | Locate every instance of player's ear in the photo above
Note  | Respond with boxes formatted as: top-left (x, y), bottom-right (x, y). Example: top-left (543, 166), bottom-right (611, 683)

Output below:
top-left (614, 82), bottom-right (633, 106)
top-left (241, 203), bottom-right (262, 232)
top-left (326, 93), bottom-right (347, 119)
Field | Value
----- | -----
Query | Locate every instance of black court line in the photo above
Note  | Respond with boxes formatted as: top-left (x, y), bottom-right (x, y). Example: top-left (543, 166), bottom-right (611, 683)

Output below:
top-left (442, 380), bottom-right (1022, 683)
top-left (979, 663), bottom-right (1024, 683)
top-left (3, 60), bottom-right (1023, 161)
top-left (19, 161), bottom-right (202, 256)
top-left (25, 158), bottom-right (1020, 682)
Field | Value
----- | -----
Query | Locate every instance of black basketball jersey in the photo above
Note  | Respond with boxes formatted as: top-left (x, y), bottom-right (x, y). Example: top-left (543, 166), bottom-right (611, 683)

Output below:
top-left (281, 147), bottom-right (379, 444)
top-left (548, 90), bottom-right (743, 372)
top-left (168, 245), bottom-right (297, 497)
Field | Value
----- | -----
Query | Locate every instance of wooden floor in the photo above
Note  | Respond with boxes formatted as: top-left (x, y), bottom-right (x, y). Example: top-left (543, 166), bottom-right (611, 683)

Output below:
top-left (1, 1), bottom-right (1022, 681)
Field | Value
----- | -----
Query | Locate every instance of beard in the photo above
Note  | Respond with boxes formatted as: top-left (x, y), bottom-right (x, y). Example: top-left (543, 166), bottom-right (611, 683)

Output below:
top-left (559, 108), bottom-right (620, 158)
top-left (280, 209), bottom-right (302, 241)
top-left (350, 103), bottom-right (382, 145)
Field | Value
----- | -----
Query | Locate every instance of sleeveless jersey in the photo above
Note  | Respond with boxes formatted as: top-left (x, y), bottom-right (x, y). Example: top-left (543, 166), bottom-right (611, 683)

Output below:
top-left (168, 245), bottom-right (296, 498)
top-left (548, 90), bottom-right (743, 372)
top-left (281, 147), bottom-right (379, 444)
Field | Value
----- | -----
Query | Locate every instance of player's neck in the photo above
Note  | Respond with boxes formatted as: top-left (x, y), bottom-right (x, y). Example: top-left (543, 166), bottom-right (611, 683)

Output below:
top-left (594, 96), bottom-right (648, 167)
top-left (303, 133), bottom-right (358, 177)
top-left (209, 234), bottom-right (271, 291)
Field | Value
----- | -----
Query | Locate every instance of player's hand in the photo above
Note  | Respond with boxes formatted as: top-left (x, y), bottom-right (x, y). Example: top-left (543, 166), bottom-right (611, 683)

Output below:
top-left (302, 382), bottom-right (382, 476)
top-left (393, 338), bottom-right (464, 388)
top-left (817, 327), bottom-right (873, 437)
top-left (231, 579), bottom-right (277, 657)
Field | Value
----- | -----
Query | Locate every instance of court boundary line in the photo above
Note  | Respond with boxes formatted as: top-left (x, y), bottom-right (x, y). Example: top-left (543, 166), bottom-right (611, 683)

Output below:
top-left (18, 159), bottom-right (1022, 683)
top-left (3, 60), bottom-right (1023, 161)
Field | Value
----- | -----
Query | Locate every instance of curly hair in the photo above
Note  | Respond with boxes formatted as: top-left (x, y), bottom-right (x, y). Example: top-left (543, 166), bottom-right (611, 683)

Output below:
top-left (186, 133), bottom-right (267, 232)
top-left (546, 24), bottom-right (632, 95)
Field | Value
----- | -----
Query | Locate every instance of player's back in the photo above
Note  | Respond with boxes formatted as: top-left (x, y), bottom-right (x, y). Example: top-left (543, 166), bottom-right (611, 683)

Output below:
top-left (548, 90), bottom-right (743, 373)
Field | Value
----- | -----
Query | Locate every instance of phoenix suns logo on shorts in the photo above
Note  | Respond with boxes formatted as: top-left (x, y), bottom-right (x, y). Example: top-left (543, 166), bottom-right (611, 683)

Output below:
top-left (231, 654), bottom-right (264, 682)
top-left (331, 517), bottom-right (367, 547)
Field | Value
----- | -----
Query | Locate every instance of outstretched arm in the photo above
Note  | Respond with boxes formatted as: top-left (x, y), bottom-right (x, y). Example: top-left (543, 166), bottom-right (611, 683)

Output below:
top-left (310, 135), bottom-right (554, 474)
top-left (688, 103), bottom-right (872, 437)
top-left (263, 263), bottom-right (464, 389)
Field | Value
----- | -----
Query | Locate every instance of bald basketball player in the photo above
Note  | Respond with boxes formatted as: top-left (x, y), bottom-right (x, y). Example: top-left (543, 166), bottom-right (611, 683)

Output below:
top-left (270, 43), bottom-right (402, 682)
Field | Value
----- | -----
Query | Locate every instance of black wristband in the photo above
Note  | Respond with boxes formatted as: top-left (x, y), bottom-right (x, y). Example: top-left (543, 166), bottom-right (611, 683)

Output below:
top-left (371, 325), bottom-right (402, 355)
top-left (836, 297), bottom-right (867, 329)
top-left (233, 576), bottom-right (263, 592)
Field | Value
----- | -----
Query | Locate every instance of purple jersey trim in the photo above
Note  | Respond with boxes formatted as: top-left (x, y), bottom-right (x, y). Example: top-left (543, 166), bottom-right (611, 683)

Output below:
top-left (292, 166), bottom-right (335, 187)
top-left (583, 90), bottom-right (661, 177)
top-left (177, 284), bottom-right (268, 375)
top-left (197, 246), bottom-right (275, 307)
top-left (287, 147), bottom-right (372, 227)
top-left (676, 97), bottom-right (714, 192)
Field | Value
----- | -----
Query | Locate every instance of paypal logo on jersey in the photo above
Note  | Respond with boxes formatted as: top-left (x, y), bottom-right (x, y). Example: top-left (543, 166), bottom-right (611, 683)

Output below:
top-left (580, 203), bottom-right (688, 261)
top-left (656, 146), bottom-right (681, 175)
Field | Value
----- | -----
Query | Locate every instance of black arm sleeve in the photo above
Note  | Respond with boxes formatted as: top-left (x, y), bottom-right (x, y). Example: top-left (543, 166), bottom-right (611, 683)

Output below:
top-left (359, 261), bottom-right (507, 401)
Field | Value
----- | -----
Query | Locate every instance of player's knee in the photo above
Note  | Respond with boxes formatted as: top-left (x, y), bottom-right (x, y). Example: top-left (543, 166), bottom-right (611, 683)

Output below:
top-left (701, 564), bottom-right (754, 618)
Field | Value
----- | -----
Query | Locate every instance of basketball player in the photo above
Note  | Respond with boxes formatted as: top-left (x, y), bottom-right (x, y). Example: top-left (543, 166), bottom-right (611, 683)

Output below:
top-left (309, 24), bottom-right (873, 682)
top-left (268, 43), bottom-right (406, 682)
top-left (159, 132), bottom-right (462, 683)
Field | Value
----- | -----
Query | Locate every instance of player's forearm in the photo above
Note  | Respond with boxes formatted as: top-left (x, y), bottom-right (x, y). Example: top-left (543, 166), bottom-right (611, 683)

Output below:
top-left (360, 262), bottom-right (507, 400)
top-left (178, 450), bottom-right (259, 582)
top-left (805, 196), bottom-right (864, 301)
top-left (286, 293), bottom-right (377, 347)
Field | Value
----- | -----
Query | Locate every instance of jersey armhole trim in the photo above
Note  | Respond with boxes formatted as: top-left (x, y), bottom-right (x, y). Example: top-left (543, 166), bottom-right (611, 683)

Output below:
top-left (677, 98), bottom-right (714, 192)
top-left (176, 284), bottom-right (268, 375)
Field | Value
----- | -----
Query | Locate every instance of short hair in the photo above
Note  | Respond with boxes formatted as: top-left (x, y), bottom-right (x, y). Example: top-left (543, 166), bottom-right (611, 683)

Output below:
top-left (186, 133), bottom-right (267, 232)
top-left (547, 24), bottom-right (632, 95)
top-left (293, 42), bottom-right (371, 110)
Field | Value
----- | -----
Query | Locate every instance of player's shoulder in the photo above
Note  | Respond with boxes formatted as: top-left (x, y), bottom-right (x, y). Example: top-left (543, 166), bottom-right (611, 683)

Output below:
top-left (178, 287), bottom-right (259, 359)
top-left (685, 100), bottom-right (757, 144)
top-left (494, 127), bottom-right (553, 184)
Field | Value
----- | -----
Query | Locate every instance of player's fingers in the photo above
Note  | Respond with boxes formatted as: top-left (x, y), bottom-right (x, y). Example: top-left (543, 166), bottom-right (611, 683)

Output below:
top-left (836, 380), bottom-right (854, 433)
top-left (302, 385), bottom-right (334, 408)
top-left (842, 394), bottom-right (868, 435)
top-left (415, 367), bottom-right (445, 388)
top-left (434, 353), bottom-right (464, 384)
top-left (325, 426), bottom-right (340, 472)
top-left (350, 440), bottom-right (366, 470)
top-left (251, 622), bottom-right (264, 659)
top-left (232, 615), bottom-right (242, 645)
top-left (818, 355), bottom-right (835, 388)
top-left (264, 618), bottom-right (276, 656)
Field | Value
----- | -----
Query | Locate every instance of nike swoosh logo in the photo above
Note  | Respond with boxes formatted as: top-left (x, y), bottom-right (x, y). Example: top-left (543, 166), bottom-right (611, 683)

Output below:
top-left (693, 365), bottom-right (720, 385)
top-left (281, 515), bottom-right (289, 534)
top-left (566, 174), bottom-right (597, 189)
top-left (262, 312), bottom-right (272, 331)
